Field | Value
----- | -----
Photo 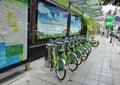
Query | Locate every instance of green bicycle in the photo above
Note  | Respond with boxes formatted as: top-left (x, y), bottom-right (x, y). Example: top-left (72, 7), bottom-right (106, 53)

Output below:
top-left (55, 38), bottom-right (78, 72)
top-left (46, 39), bottom-right (67, 80)
top-left (77, 36), bottom-right (91, 61)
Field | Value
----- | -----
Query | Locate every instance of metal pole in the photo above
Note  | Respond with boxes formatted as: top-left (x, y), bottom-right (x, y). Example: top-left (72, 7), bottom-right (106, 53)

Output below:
top-left (112, 36), bottom-right (114, 47)
top-left (107, 27), bottom-right (110, 38)
top-left (31, 0), bottom-right (36, 44)
top-left (25, 63), bottom-right (30, 71)
top-left (66, 3), bottom-right (71, 37)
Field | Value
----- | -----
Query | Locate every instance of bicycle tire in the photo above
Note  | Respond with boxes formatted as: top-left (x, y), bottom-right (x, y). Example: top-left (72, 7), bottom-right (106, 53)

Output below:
top-left (85, 43), bottom-right (92, 53)
top-left (81, 48), bottom-right (89, 61)
top-left (84, 45), bottom-right (91, 56)
top-left (55, 58), bottom-right (66, 80)
top-left (92, 41), bottom-right (99, 47)
top-left (75, 50), bottom-right (82, 65)
top-left (68, 53), bottom-right (78, 71)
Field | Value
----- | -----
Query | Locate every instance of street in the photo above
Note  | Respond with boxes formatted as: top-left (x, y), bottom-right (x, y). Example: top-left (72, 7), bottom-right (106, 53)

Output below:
top-left (0, 35), bottom-right (120, 85)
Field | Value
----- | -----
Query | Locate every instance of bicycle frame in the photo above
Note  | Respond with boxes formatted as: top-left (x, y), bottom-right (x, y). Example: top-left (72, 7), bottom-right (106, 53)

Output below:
top-left (51, 44), bottom-right (60, 70)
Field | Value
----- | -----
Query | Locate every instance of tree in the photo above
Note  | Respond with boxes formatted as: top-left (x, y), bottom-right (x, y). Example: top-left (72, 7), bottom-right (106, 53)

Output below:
top-left (102, 0), bottom-right (120, 6)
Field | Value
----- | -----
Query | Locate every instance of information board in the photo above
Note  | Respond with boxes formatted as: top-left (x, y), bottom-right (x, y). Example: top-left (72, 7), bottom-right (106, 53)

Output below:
top-left (70, 15), bottom-right (82, 35)
top-left (0, 0), bottom-right (28, 70)
top-left (37, 1), bottom-right (68, 39)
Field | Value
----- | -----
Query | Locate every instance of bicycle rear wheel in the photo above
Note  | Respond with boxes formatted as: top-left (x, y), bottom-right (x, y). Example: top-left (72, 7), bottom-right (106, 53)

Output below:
top-left (68, 53), bottom-right (78, 71)
top-left (92, 41), bottom-right (99, 47)
top-left (55, 58), bottom-right (66, 80)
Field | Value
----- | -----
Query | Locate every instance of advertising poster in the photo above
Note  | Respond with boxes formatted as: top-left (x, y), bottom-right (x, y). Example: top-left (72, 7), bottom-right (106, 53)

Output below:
top-left (70, 15), bottom-right (82, 35)
top-left (0, 0), bottom-right (28, 69)
top-left (37, 1), bottom-right (68, 39)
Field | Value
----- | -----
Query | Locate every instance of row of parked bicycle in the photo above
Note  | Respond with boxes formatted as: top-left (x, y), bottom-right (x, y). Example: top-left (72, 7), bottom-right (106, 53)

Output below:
top-left (46, 35), bottom-right (99, 80)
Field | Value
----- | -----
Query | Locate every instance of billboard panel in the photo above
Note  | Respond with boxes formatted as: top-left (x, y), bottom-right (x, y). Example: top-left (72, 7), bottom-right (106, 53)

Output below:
top-left (0, 0), bottom-right (28, 70)
top-left (70, 15), bottom-right (82, 35)
top-left (37, 1), bottom-right (68, 39)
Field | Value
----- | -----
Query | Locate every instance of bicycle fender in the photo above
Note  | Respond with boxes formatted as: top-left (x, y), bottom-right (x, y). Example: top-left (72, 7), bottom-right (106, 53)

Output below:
top-left (59, 58), bottom-right (67, 70)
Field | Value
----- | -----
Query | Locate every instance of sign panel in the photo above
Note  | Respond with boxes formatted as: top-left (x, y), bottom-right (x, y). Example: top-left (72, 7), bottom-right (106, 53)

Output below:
top-left (70, 15), bottom-right (82, 35)
top-left (0, 0), bottom-right (28, 69)
top-left (105, 15), bottom-right (114, 27)
top-left (114, 12), bottom-right (120, 26)
top-left (114, 16), bottom-right (120, 22)
top-left (37, 1), bottom-right (68, 39)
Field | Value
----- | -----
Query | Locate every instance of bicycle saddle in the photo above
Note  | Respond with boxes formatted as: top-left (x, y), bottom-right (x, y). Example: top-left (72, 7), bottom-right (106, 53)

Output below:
top-left (58, 49), bottom-right (64, 55)
top-left (69, 45), bottom-right (74, 50)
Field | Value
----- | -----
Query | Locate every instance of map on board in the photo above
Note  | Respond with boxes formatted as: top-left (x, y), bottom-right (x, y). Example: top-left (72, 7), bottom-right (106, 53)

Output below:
top-left (0, 0), bottom-right (28, 69)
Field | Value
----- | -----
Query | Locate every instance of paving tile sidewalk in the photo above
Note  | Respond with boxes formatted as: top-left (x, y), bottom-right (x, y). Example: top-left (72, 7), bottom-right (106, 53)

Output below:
top-left (0, 35), bottom-right (120, 85)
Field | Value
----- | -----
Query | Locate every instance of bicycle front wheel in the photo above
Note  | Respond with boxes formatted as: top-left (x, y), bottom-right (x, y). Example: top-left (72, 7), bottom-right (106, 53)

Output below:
top-left (81, 48), bottom-right (89, 61)
top-left (55, 58), bottom-right (66, 80)
top-left (75, 50), bottom-right (82, 65)
top-left (68, 53), bottom-right (78, 71)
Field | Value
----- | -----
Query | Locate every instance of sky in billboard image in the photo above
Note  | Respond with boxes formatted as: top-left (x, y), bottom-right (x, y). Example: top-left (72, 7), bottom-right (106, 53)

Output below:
top-left (37, 2), bottom-right (68, 39)
top-left (70, 15), bottom-right (82, 35)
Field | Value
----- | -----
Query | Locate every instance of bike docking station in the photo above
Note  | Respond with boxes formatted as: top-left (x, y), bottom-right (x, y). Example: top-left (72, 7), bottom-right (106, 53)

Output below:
top-left (45, 42), bottom-right (57, 68)
top-left (39, 0), bottom-right (100, 80)
top-left (0, 0), bottom-right (101, 82)
top-left (44, 35), bottom-right (94, 80)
